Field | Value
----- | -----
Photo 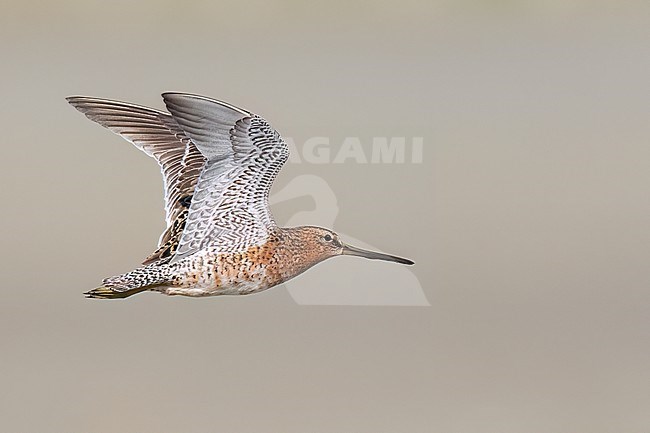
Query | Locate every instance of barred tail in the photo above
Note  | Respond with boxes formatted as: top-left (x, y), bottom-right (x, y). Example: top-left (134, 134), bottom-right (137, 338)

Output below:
top-left (85, 265), bottom-right (171, 300)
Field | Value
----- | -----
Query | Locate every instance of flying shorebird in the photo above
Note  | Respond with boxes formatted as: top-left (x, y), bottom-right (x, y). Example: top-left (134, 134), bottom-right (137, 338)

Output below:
top-left (67, 93), bottom-right (414, 299)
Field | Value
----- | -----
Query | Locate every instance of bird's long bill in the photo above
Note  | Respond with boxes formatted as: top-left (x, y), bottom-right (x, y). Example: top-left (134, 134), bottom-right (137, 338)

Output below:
top-left (342, 244), bottom-right (414, 265)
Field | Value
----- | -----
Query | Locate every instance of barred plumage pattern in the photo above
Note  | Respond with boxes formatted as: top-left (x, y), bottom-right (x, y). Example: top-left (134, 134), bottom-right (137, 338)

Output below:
top-left (102, 264), bottom-right (172, 291)
top-left (161, 94), bottom-right (289, 261)
top-left (68, 92), bottom-right (413, 299)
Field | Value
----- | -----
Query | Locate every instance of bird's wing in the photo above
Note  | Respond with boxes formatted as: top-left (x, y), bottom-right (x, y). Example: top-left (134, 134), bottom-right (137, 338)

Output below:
top-left (162, 93), bottom-right (289, 261)
top-left (66, 96), bottom-right (206, 264)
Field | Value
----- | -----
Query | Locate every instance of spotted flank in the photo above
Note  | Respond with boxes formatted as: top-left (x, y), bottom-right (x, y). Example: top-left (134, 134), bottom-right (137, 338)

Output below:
top-left (68, 93), bottom-right (414, 299)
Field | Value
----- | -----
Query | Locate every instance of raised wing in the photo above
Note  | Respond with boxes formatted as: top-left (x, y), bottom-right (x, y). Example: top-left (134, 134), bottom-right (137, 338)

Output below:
top-left (162, 93), bottom-right (289, 261)
top-left (66, 96), bottom-right (206, 263)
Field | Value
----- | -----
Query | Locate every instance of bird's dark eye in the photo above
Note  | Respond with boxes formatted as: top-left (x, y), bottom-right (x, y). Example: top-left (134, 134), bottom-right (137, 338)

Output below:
top-left (323, 234), bottom-right (332, 242)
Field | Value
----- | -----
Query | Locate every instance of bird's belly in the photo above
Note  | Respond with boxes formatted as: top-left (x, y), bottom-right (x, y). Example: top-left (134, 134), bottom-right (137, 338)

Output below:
top-left (164, 253), bottom-right (278, 297)
top-left (162, 277), bottom-right (272, 297)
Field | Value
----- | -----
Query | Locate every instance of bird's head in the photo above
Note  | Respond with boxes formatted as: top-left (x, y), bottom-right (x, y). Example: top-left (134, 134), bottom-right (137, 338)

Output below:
top-left (291, 226), bottom-right (414, 267)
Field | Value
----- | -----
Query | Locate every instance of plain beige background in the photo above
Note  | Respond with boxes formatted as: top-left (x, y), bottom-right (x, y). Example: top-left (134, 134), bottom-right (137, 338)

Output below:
top-left (1, 1), bottom-right (649, 432)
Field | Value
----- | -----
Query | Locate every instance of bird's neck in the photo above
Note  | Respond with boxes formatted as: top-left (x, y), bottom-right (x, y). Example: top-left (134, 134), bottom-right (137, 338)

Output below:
top-left (268, 227), bottom-right (326, 281)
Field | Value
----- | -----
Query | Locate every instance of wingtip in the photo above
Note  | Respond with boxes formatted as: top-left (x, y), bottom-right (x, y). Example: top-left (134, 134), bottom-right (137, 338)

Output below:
top-left (161, 91), bottom-right (205, 99)
top-left (161, 92), bottom-right (250, 116)
top-left (66, 95), bottom-right (91, 101)
top-left (66, 95), bottom-right (94, 109)
top-left (161, 91), bottom-right (200, 103)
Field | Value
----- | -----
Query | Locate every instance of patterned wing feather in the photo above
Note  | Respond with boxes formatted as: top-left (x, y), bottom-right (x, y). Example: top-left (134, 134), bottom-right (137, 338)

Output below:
top-left (162, 93), bottom-right (289, 260)
top-left (66, 96), bottom-right (206, 263)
